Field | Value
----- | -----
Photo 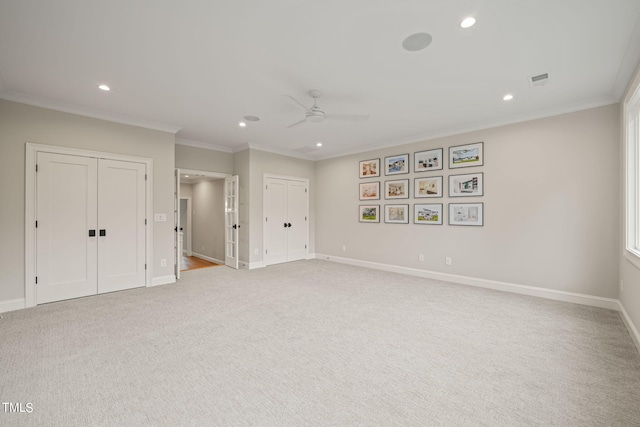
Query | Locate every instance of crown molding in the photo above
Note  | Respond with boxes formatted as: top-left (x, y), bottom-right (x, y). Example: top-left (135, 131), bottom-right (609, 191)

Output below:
top-left (0, 91), bottom-right (182, 134)
top-left (238, 142), bottom-right (316, 161)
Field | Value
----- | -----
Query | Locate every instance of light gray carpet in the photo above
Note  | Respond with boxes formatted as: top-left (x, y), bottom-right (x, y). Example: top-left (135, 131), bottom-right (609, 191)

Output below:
top-left (1, 260), bottom-right (639, 426)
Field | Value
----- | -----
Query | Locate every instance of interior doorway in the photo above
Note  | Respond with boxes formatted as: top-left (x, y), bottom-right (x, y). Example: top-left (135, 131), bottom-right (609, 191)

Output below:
top-left (175, 168), bottom-right (237, 277)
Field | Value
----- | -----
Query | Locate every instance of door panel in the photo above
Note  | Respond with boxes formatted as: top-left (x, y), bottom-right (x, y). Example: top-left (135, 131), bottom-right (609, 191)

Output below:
top-left (97, 159), bottom-right (146, 293)
top-left (224, 175), bottom-right (239, 269)
top-left (264, 178), bottom-right (287, 265)
top-left (286, 181), bottom-right (308, 262)
top-left (36, 153), bottom-right (98, 304)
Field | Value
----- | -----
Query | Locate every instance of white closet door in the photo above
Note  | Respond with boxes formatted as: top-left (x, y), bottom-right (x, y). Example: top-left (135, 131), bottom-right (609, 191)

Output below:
top-left (97, 159), bottom-right (146, 293)
top-left (36, 153), bottom-right (98, 304)
top-left (264, 178), bottom-right (287, 265)
top-left (285, 180), bottom-right (308, 262)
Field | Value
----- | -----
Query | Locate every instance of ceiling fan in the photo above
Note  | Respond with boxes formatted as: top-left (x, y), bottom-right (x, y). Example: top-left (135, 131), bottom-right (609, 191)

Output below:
top-left (286, 90), bottom-right (370, 128)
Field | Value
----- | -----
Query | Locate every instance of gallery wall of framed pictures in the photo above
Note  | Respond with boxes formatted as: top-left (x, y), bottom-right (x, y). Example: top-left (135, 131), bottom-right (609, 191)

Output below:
top-left (358, 142), bottom-right (485, 226)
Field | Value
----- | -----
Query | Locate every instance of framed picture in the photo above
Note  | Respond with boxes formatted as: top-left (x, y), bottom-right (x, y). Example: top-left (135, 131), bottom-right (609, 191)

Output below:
top-left (359, 158), bottom-right (380, 178)
top-left (385, 179), bottom-right (409, 199)
top-left (385, 204), bottom-right (409, 224)
top-left (415, 176), bottom-right (443, 198)
top-left (359, 181), bottom-right (380, 200)
top-left (384, 154), bottom-right (409, 175)
top-left (414, 148), bottom-right (443, 172)
top-left (449, 203), bottom-right (483, 226)
top-left (449, 172), bottom-right (483, 197)
top-left (359, 205), bottom-right (380, 223)
top-left (414, 204), bottom-right (443, 225)
top-left (449, 142), bottom-right (484, 169)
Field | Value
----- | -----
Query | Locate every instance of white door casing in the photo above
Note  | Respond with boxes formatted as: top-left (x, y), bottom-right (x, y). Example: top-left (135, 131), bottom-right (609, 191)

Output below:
top-left (263, 175), bottom-right (309, 266)
top-left (26, 143), bottom-right (153, 308)
top-left (225, 175), bottom-right (239, 269)
top-left (175, 169), bottom-right (181, 279)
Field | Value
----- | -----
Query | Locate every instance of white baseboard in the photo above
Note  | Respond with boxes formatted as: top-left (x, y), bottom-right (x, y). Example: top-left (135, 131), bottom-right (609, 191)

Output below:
top-left (618, 302), bottom-right (640, 353)
top-left (150, 275), bottom-right (176, 287)
top-left (247, 261), bottom-right (265, 269)
top-left (191, 252), bottom-right (224, 265)
top-left (0, 298), bottom-right (26, 314)
top-left (315, 254), bottom-right (620, 311)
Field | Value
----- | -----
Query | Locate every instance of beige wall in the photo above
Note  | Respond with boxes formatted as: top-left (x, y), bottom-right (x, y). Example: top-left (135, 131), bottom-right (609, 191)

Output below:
top-left (621, 63), bottom-right (640, 342)
top-left (0, 99), bottom-right (176, 302)
top-left (175, 144), bottom-right (233, 174)
top-left (191, 180), bottom-right (225, 262)
top-left (316, 104), bottom-right (620, 298)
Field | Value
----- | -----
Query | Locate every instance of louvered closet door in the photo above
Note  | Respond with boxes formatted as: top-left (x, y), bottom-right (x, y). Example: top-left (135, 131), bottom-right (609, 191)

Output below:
top-left (97, 159), bottom-right (146, 293)
top-left (36, 153), bottom-right (98, 304)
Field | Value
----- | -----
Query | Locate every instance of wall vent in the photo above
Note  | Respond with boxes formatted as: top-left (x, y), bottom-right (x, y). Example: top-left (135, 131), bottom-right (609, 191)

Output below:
top-left (528, 72), bottom-right (550, 87)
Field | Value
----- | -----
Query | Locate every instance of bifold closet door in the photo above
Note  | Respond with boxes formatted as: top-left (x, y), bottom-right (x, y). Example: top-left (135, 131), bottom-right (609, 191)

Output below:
top-left (97, 159), bottom-right (146, 293)
top-left (36, 152), bottom-right (98, 304)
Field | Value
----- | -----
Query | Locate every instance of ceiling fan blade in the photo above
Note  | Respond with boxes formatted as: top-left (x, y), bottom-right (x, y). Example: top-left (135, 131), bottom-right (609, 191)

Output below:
top-left (325, 114), bottom-right (370, 122)
top-left (287, 118), bottom-right (307, 128)
top-left (286, 95), bottom-right (311, 112)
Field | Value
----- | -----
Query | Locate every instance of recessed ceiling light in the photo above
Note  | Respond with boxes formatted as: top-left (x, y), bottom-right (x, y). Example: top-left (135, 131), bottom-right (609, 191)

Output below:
top-left (239, 122), bottom-right (246, 127)
top-left (98, 84), bottom-right (110, 91)
top-left (503, 94), bottom-right (514, 101)
top-left (460, 17), bottom-right (476, 28)
top-left (402, 32), bottom-right (433, 52)
top-left (316, 142), bottom-right (323, 147)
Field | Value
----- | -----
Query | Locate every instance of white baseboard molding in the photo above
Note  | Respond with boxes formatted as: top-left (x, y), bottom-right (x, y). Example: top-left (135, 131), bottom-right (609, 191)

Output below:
top-left (618, 302), bottom-right (640, 353)
top-left (150, 275), bottom-right (176, 287)
top-left (247, 261), bottom-right (265, 270)
top-left (0, 298), bottom-right (26, 314)
top-left (191, 252), bottom-right (224, 265)
top-left (315, 254), bottom-right (620, 311)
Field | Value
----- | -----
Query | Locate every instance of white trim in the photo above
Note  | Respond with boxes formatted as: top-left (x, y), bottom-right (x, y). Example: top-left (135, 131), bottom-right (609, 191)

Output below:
top-left (624, 250), bottom-right (640, 271)
top-left (25, 143), bottom-right (154, 307)
top-left (0, 298), bottom-right (26, 314)
top-left (191, 252), bottom-right (224, 265)
top-left (618, 301), bottom-right (640, 354)
top-left (151, 275), bottom-right (176, 287)
top-left (2, 91), bottom-right (181, 134)
top-left (248, 261), bottom-right (265, 270)
top-left (316, 254), bottom-right (620, 311)
top-left (179, 168), bottom-right (231, 180)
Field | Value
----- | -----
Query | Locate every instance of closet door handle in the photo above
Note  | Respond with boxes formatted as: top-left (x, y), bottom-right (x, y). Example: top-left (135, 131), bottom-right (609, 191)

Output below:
top-left (89, 230), bottom-right (96, 237)
top-left (283, 223), bottom-right (288, 228)
top-left (287, 223), bottom-right (292, 228)
top-left (99, 229), bottom-right (106, 237)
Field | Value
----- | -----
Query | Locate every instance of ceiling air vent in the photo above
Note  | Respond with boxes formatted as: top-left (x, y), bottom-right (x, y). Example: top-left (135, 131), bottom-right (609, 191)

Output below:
top-left (528, 72), bottom-right (550, 87)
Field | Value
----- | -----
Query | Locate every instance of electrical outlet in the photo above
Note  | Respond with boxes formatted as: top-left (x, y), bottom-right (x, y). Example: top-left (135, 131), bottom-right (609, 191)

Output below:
top-left (419, 254), bottom-right (424, 261)
top-left (160, 259), bottom-right (167, 267)
top-left (620, 280), bottom-right (624, 292)
top-left (342, 245), bottom-right (347, 252)
top-left (254, 248), bottom-right (259, 255)
top-left (445, 257), bottom-right (452, 266)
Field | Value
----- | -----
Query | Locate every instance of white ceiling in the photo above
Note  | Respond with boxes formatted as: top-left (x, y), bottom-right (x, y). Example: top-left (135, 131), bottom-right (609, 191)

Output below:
top-left (1, 0), bottom-right (640, 160)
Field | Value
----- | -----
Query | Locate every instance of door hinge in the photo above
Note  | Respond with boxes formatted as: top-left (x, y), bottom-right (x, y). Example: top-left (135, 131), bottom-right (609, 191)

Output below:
top-left (35, 276), bottom-right (38, 284)
top-left (265, 217), bottom-right (268, 222)
top-left (36, 164), bottom-right (38, 172)
top-left (305, 188), bottom-right (307, 193)
top-left (305, 244), bottom-right (307, 249)
top-left (145, 219), bottom-right (147, 225)
top-left (305, 216), bottom-right (307, 221)
top-left (145, 264), bottom-right (147, 270)
top-left (145, 174), bottom-right (147, 181)
top-left (265, 249), bottom-right (268, 254)
top-left (35, 221), bottom-right (38, 228)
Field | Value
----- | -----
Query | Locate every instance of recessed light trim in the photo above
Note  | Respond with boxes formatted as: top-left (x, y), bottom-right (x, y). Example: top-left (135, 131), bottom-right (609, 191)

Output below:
top-left (316, 142), bottom-right (323, 147)
top-left (460, 17), bottom-right (476, 28)
top-left (402, 32), bottom-right (433, 52)
top-left (98, 84), bottom-right (110, 91)
top-left (503, 94), bottom-right (514, 101)
top-left (239, 122), bottom-right (247, 127)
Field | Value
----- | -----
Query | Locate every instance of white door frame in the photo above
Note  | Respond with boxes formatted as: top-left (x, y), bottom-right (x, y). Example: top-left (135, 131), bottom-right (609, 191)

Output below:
top-left (175, 168), bottom-right (231, 275)
top-left (263, 173), bottom-right (310, 266)
top-left (25, 143), bottom-right (154, 308)
top-left (180, 197), bottom-right (192, 256)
